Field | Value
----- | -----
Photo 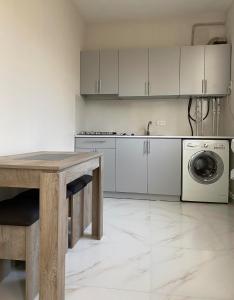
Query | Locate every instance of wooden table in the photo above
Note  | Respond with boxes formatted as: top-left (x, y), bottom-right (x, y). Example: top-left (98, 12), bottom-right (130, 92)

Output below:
top-left (0, 151), bottom-right (103, 299)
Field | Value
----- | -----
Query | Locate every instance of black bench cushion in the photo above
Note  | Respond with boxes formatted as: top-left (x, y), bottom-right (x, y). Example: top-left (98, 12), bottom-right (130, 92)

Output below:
top-left (0, 191), bottom-right (39, 227)
top-left (15, 175), bottom-right (92, 200)
top-left (67, 175), bottom-right (93, 197)
top-left (15, 189), bottom-right (39, 201)
top-left (0, 174), bottom-right (93, 227)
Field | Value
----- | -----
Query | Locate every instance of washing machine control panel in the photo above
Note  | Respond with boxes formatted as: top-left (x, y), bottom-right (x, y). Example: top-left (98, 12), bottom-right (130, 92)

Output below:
top-left (184, 140), bottom-right (227, 151)
top-left (185, 142), bottom-right (200, 149)
top-left (214, 144), bottom-right (226, 150)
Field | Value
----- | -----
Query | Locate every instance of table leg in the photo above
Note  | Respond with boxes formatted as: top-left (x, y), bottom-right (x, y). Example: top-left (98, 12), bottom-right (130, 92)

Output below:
top-left (39, 172), bottom-right (67, 300)
top-left (92, 156), bottom-right (103, 240)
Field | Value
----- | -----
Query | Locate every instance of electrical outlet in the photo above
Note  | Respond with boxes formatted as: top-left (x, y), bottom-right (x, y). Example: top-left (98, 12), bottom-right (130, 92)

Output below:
top-left (156, 120), bottom-right (167, 126)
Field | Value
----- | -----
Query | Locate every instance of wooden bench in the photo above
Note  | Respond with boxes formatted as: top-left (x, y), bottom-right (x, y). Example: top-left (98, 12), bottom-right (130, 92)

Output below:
top-left (67, 175), bottom-right (93, 248)
top-left (0, 194), bottom-right (39, 300)
top-left (0, 175), bottom-right (93, 298)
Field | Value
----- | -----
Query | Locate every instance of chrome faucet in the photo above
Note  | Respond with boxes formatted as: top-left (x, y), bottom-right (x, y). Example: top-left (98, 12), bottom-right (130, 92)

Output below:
top-left (146, 121), bottom-right (152, 136)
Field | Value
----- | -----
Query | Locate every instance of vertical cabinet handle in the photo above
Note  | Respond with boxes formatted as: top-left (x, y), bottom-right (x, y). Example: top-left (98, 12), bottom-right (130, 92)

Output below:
top-left (148, 140), bottom-right (150, 154)
top-left (148, 81), bottom-right (150, 96)
top-left (99, 79), bottom-right (102, 94)
top-left (204, 80), bottom-right (207, 94)
top-left (143, 140), bottom-right (151, 154)
top-left (202, 80), bottom-right (207, 95)
top-left (145, 82), bottom-right (148, 96)
top-left (96, 80), bottom-right (99, 94)
top-left (143, 140), bottom-right (147, 154)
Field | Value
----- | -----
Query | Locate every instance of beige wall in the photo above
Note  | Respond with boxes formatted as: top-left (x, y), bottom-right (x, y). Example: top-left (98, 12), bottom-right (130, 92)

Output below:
top-left (78, 12), bottom-right (227, 135)
top-left (0, 0), bottom-right (84, 156)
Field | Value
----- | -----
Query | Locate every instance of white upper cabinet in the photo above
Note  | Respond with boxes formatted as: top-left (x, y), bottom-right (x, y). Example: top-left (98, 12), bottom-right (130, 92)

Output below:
top-left (149, 47), bottom-right (180, 96)
top-left (80, 50), bottom-right (100, 95)
top-left (180, 46), bottom-right (205, 96)
top-left (100, 49), bottom-right (119, 95)
top-left (81, 45), bottom-right (231, 97)
top-left (180, 44), bottom-right (231, 96)
top-left (119, 48), bottom-right (149, 97)
top-left (80, 50), bottom-right (119, 95)
top-left (205, 44), bottom-right (231, 96)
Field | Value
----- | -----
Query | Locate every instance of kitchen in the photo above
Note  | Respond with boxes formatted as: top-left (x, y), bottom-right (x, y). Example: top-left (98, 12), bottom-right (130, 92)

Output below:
top-left (0, 0), bottom-right (234, 300)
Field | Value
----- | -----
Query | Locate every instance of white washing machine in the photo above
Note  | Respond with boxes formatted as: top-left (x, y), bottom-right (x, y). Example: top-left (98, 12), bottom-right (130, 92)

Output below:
top-left (182, 140), bottom-right (230, 203)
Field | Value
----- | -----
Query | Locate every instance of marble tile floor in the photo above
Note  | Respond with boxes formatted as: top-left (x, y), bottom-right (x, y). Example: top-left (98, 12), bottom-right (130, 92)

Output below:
top-left (1, 198), bottom-right (234, 300)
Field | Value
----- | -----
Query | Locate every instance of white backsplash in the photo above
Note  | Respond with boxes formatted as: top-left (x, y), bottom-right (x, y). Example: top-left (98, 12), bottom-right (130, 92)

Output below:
top-left (77, 98), bottom-right (224, 136)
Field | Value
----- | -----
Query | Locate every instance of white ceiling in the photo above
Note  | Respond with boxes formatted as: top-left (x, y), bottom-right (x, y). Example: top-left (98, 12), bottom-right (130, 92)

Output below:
top-left (74, 0), bottom-right (233, 23)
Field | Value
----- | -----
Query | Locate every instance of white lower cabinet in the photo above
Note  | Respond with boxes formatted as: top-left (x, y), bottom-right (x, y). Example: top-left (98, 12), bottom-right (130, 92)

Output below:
top-left (116, 138), bottom-right (181, 196)
top-left (75, 145), bottom-right (116, 192)
top-left (148, 139), bottom-right (181, 196)
top-left (116, 138), bottom-right (148, 193)
top-left (76, 137), bottom-right (182, 197)
top-left (96, 148), bottom-right (116, 192)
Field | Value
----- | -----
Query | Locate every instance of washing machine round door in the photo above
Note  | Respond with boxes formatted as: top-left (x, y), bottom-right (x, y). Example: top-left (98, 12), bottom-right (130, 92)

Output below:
top-left (189, 151), bottom-right (224, 184)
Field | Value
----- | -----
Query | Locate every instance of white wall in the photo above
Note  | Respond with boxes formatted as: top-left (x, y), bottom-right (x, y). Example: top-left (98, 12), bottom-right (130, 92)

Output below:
top-left (84, 13), bottom-right (226, 49)
top-left (82, 99), bottom-right (224, 136)
top-left (225, 4), bottom-right (234, 137)
top-left (225, 3), bottom-right (234, 197)
top-left (78, 12), bottom-right (226, 135)
top-left (0, 0), bottom-right (84, 155)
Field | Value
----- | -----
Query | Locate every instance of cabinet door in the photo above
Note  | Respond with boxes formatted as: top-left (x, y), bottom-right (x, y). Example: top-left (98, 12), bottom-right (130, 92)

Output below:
top-left (76, 148), bottom-right (115, 192)
top-left (80, 50), bottom-right (99, 95)
top-left (100, 50), bottom-right (119, 95)
top-left (116, 138), bottom-right (148, 193)
top-left (119, 48), bottom-right (148, 97)
top-left (205, 44), bottom-right (231, 96)
top-left (149, 47), bottom-right (180, 96)
top-left (180, 46), bottom-right (205, 96)
top-left (148, 139), bottom-right (181, 196)
top-left (96, 148), bottom-right (116, 192)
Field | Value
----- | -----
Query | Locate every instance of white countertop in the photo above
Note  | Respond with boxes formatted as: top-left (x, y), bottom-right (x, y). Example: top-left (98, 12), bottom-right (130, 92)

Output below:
top-left (75, 135), bottom-right (234, 140)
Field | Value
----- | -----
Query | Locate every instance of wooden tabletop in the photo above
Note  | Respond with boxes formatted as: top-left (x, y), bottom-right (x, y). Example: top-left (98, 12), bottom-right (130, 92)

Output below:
top-left (0, 151), bottom-right (102, 171)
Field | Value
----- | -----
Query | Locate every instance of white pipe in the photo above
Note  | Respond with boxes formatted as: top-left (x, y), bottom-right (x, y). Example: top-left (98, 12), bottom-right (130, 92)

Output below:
top-left (200, 98), bottom-right (203, 136)
top-left (212, 98), bottom-right (216, 136)
top-left (216, 98), bottom-right (221, 136)
top-left (196, 98), bottom-right (199, 136)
